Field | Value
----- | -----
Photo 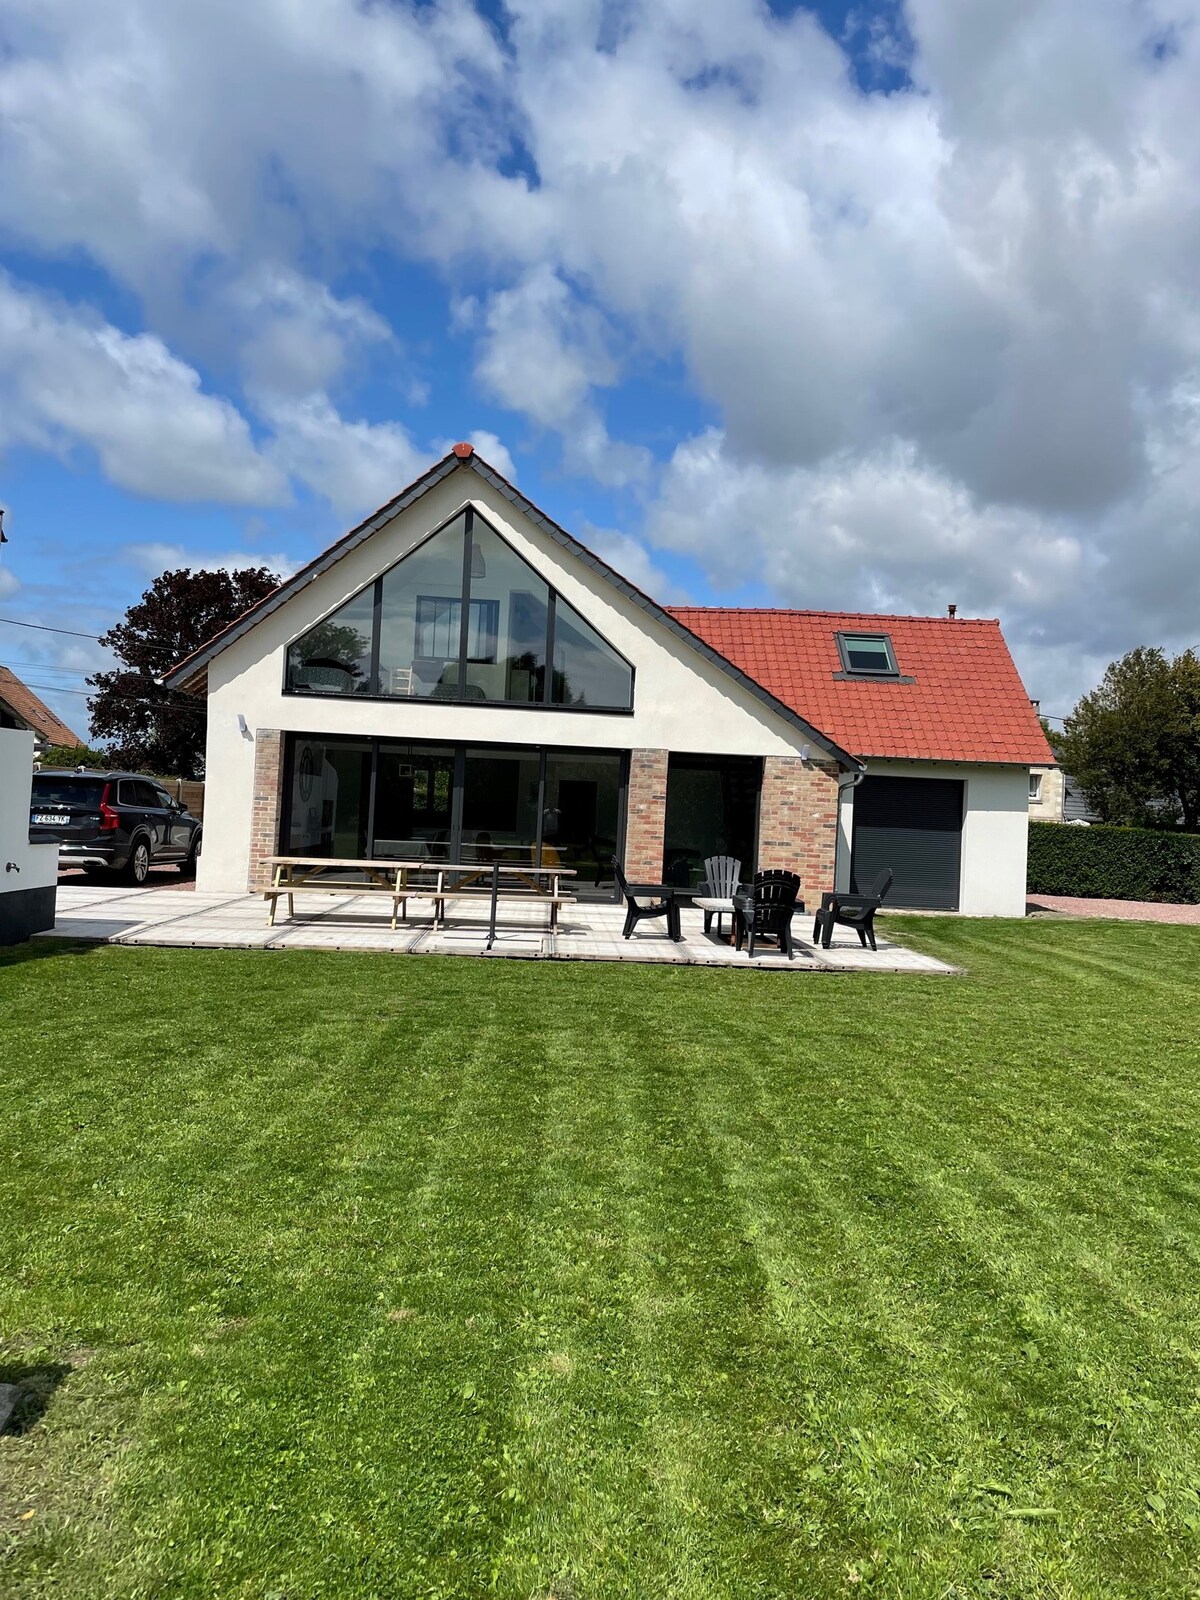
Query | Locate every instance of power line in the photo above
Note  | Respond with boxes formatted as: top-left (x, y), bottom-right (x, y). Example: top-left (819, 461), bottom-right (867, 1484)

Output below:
top-left (1, 660), bottom-right (96, 677)
top-left (22, 682), bottom-right (205, 714)
top-left (0, 614), bottom-right (190, 654)
top-left (0, 615), bottom-right (101, 640)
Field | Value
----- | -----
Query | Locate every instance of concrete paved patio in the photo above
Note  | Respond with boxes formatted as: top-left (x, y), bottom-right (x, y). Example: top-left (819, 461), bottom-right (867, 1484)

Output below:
top-left (38, 884), bottom-right (956, 974)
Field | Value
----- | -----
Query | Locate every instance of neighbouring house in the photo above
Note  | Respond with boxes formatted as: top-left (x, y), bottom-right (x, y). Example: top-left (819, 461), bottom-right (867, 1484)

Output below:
top-left (164, 444), bottom-right (1053, 916)
top-left (0, 665), bottom-right (84, 756)
top-left (1029, 765), bottom-right (1099, 823)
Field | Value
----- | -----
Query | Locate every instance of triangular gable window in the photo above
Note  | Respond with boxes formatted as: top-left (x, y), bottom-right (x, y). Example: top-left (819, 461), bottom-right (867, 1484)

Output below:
top-left (286, 508), bottom-right (634, 710)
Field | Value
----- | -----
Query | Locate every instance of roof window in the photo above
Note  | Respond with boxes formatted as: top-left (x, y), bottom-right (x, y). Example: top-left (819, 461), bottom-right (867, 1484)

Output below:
top-left (836, 632), bottom-right (900, 677)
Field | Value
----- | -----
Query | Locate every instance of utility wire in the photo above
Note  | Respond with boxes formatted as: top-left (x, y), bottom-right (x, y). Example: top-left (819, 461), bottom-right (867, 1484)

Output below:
top-left (22, 681), bottom-right (205, 714)
top-left (0, 615), bottom-right (102, 640)
top-left (0, 614), bottom-right (192, 654)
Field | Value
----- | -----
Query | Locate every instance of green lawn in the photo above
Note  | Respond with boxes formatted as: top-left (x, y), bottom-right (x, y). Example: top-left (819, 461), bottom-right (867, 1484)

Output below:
top-left (3, 921), bottom-right (1200, 1598)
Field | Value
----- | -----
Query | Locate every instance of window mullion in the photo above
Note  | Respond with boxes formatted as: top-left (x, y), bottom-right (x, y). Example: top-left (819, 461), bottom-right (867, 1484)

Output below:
top-left (456, 508), bottom-right (474, 699)
top-left (370, 578), bottom-right (383, 694)
top-left (544, 591), bottom-right (556, 704)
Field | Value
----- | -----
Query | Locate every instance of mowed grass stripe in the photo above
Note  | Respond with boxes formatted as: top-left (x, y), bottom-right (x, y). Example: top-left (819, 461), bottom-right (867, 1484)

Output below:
top-left (4, 930), bottom-right (1200, 1597)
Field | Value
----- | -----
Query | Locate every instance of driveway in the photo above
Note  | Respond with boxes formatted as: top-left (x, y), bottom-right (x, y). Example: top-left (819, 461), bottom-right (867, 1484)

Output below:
top-left (1027, 894), bottom-right (1200, 924)
top-left (57, 865), bottom-right (195, 892)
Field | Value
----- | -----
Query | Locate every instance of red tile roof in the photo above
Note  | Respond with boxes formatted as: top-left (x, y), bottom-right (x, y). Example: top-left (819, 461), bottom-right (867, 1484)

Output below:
top-left (665, 608), bottom-right (1055, 766)
top-left (0, 665), bottom-right (84, 747)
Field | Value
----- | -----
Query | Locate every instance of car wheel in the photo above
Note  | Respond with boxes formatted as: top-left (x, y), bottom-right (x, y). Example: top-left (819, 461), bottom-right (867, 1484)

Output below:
top-left (124, 839), bottom-right (151, 885)
top-left (179, 834), bottom-right (201, 878)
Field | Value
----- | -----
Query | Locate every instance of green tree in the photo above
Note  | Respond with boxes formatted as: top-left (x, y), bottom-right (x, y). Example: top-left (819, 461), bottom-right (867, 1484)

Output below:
top-left (38, 743), bottom-right (109, 769)
top-left (1056, 647), bottom-right (1200, 830)
top-left (88, 566), bottom-right (280, 778)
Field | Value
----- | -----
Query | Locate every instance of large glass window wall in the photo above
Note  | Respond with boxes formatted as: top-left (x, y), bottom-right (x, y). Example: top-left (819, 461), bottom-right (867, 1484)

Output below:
top-left (285, 509), bottom-right (633, 710)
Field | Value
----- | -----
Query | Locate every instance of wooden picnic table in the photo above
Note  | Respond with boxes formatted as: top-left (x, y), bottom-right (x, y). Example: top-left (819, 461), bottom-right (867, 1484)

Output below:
top-left (263, 856), bottom-right (576, 941)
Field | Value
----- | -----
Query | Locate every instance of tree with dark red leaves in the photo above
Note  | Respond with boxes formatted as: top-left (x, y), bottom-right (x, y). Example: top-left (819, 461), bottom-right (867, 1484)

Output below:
top-left (88, 566), bottom-right (280, 778)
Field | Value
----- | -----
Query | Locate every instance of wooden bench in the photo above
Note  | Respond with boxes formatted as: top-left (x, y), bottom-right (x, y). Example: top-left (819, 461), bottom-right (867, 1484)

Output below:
top-left (263, 857), bottom-right (434, 930)
top-left (263, 857), bottom-right (575, 941)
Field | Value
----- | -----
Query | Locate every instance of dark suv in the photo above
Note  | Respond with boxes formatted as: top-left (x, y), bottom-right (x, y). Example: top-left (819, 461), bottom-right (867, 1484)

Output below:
top-left (29, 770), bottom-right (203, 883)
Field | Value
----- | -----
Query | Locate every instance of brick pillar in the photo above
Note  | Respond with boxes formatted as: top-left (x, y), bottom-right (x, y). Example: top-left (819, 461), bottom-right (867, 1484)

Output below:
top-left (758, 756), bottom-right (840, 898)
top-left (248, 728), bottom-right (285, 891)
top-left (623, 748), bottom-right (669, 879)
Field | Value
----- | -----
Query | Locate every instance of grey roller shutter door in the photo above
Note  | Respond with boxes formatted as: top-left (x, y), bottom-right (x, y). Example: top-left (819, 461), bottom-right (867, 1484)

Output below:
top-left (851, 776), bottom-right (964, 910)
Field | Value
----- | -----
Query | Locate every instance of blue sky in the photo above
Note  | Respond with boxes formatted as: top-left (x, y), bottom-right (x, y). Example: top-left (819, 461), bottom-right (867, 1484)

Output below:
top-left (1, 0), bottom-right (1197, 739)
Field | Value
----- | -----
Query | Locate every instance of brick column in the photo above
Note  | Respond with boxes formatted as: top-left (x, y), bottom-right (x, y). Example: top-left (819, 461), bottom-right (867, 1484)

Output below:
top-left (623, 748), bottom-right (669, 879)
top-left (247, 728), bottom-right (286, 891)
top-left (758, 756), bottom-right (840, 898)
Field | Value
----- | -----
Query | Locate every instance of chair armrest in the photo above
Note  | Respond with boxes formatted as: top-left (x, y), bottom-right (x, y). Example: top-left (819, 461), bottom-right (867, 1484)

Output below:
top-left (828, 894), bottom-right (880, 913)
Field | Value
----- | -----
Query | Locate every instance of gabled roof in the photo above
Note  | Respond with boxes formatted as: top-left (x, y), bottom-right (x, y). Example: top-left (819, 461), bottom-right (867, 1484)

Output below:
top-left (163, 445), bottom-right (859, 767)
top-left (0, 665), bottom-right (84, 746)
top-left (666, 608), bottom-right (1055, 766)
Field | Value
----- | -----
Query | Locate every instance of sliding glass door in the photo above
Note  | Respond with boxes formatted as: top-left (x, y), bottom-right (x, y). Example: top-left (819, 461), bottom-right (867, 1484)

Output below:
top-left (285, 738), bottom-right (372, 859)
top-left (373, 745), bottom-right (456, 860)
top-left (282, 735), bottom-right (626, 884)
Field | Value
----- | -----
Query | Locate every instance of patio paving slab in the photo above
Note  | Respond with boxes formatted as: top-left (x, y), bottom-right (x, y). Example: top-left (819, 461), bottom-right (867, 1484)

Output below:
top-left (38, 886), bottom-right (957, 974)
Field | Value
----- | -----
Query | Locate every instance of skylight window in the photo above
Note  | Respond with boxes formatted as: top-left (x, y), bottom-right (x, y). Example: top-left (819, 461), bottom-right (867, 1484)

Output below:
top-left (836, 632), bottom-right (900, 676)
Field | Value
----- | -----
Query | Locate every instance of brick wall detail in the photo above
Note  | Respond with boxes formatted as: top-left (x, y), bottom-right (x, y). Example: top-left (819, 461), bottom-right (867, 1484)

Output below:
top-left (248, 728), bottom-right (285, 891)
top-left (624, 748), bottom-right (669, 879)
top-left (757, 756), bottom-right (840, 899)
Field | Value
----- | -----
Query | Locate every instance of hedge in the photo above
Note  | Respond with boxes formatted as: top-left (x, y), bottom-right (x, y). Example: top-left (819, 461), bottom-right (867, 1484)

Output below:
top-left (1027, 820), bottom-right (1200, 903)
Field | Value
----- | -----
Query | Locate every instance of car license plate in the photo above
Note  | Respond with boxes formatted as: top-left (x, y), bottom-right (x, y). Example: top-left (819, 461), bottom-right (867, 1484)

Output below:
top-left (32, 814), bottom-right (70, 825)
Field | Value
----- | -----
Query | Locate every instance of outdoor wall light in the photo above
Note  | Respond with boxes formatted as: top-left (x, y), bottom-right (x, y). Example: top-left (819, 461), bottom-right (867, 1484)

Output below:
top-left (237, 713), bottom-right (252, 740)
top-left (800, 743), bottom-right (811, 763)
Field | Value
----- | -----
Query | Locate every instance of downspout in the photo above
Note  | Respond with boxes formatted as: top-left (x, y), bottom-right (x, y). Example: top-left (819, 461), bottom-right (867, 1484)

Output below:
top-left (834, 763), bottom-right (866, 891)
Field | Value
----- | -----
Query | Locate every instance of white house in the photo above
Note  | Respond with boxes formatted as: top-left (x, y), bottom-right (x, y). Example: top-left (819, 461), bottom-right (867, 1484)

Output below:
top-left (164, 444), bottom-right (1053, 916)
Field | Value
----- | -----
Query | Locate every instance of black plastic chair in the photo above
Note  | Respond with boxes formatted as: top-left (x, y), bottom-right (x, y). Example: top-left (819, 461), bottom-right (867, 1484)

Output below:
top-left (812, 869), bottom-right (893, 951)
top-left (612, 857), bottom-right (680, 941)
top-left (734, 870), bottom-right (803, 959)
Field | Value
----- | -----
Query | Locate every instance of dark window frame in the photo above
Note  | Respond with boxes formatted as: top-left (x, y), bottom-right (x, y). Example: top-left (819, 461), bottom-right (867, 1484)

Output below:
top-left (283, 505), bottom-right (636, 713)
top-left (834, 631), bottom-right (909, 680)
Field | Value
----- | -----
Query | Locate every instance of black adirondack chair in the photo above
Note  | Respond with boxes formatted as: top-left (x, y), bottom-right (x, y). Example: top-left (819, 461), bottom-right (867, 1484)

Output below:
top-left (734, 870), bottom-right (803, 959)
top-left (812, 869), bottom-right (893, 951)
top-left (612, 857), bottom-right (681, 941)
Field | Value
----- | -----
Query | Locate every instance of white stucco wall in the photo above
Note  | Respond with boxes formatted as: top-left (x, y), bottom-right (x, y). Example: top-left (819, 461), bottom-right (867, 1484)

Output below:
top-left (836, 758), bottom-right (1030, 917)
top-left (196, 472), bottom-right (821, 891)
top-left (1, 729), bottom-right (58, 891)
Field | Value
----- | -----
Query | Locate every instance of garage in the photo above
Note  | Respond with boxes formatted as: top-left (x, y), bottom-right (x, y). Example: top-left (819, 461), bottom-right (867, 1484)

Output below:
top-left (850, 775), bottom-right (965, 910)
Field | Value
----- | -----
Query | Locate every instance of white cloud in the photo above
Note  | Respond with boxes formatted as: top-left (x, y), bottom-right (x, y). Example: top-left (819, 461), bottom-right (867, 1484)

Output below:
top-left (119, 541), bottom-right (296, 579)
top-left (580, 525), bottom-right (685, 602)
top-left (1, 0), bottom-right (1200, 695)
top-left (0, 274), bottom-right (286, 504)
top-left (472, 267), bottom-right (651, 486)
top-left (259, 392), bottom-right (432, 519)
top-left (643, 424), bottom-right (1196, 709)
top-left (231, 267), bottom-right (395, 397)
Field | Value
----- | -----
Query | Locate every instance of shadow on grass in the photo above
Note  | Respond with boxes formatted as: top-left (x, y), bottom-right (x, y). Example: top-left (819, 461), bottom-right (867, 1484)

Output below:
top-left (0, 938), bottom-right (105, 974)
top-left (0, 1364), bottom-right (72, 1436)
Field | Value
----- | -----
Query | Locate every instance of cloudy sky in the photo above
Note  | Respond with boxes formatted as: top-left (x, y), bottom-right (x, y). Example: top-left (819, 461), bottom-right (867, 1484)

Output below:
top-left (1, 0), bottom-right (1197, 738)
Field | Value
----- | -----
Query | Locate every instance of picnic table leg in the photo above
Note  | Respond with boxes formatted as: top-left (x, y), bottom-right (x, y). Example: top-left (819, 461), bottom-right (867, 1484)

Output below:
top-left (487, 860), bottom-right (500, 950)
top-left (267, 863), bottom-right (283, 926)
